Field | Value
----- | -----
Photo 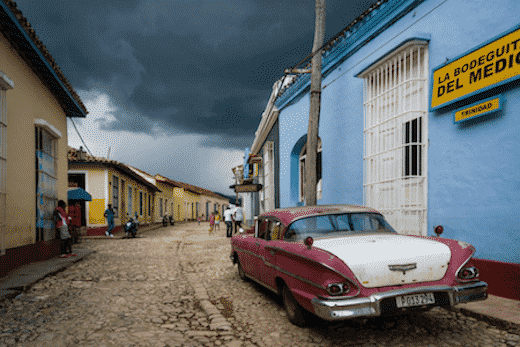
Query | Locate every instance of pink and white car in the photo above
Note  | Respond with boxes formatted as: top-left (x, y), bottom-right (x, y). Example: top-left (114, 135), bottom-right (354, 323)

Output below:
top-left (230, 205), bottom-right (488, 326)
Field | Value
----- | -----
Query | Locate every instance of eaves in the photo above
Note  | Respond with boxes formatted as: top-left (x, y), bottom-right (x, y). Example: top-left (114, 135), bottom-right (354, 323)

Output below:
top-left (0, 0), bottom-right (87, 117)
top-left (274, 0), bottom-right (425, 111)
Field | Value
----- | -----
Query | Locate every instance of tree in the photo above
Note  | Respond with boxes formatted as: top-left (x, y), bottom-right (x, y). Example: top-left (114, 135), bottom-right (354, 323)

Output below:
top-left (304, 0), bottom-right (325, 206)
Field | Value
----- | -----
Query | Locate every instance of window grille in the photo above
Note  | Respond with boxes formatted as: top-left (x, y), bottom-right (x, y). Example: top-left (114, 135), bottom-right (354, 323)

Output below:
top-left (35, 127), bottom-right (58, 241)
top-left (112, 176), bottom-right (119, 217)
top-left (128, 186), bottom-right (132, 217)
top-left (139, 191), bottom-right (143, 216)
top-left (362, 41), bottom-right (429, 236)
top-left (299, 138), bottom-right (322, 202)
top-left (261, 141), bottom-right (275, 213)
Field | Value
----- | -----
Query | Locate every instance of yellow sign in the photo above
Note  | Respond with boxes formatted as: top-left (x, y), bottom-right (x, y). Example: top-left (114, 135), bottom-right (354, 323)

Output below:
top-left (431, 26), bottom-right (520, 109)
top-left (454, 97), bottom-right (501, 123)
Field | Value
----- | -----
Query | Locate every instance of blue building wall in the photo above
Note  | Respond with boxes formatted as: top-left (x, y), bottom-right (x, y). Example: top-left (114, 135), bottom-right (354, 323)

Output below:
top-left (277, 0), bottom-right (520, 264)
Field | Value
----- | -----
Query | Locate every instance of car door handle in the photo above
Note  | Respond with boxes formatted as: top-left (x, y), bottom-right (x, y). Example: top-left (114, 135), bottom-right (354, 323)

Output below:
top-left (255, 242), bottom-right (260, 246)
top-left (266, 247), bottom-right (276, 255)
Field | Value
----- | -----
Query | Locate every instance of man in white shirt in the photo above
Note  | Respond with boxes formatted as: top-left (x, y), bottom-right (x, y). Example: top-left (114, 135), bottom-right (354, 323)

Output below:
top-left (233, 203), bottom-right (244, 234)
top-left (224, 206), bottom-right (233, 238)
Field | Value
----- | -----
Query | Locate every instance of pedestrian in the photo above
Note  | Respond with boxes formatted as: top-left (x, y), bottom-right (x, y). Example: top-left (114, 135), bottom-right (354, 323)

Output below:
top-left (214, 211), bottom-right (221, 230)
top-left (54, 200), bottom-right (75, 257)
top-left (224, 206), bottom-right (233, 238)
top-left (104, 204), bottom-right (115, 237)
top-left (234, 203), bottom-right (244, 234)
top-left (67, 201), bottom-right (81, 244)
top-left (209, 212), bottom-right (215, 233)
top-left (198, 214), bottom-right (203, 225)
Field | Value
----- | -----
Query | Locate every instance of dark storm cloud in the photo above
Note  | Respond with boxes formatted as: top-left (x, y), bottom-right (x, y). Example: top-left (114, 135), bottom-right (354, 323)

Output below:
top-left (16, 0), bottom-right (375, 149)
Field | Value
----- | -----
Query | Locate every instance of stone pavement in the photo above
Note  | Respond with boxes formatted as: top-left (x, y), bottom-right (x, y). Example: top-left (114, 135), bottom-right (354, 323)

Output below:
top-left (0, 222), bottom-right (518, 347)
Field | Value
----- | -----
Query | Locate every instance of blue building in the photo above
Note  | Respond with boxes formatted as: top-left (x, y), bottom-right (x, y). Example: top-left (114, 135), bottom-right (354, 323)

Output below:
top-left (244, 0), bottom-right (520, 300)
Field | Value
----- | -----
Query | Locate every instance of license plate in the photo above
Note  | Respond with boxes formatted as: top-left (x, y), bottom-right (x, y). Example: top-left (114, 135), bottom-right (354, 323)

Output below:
top-left (396, 292), bottom-right (435, 308)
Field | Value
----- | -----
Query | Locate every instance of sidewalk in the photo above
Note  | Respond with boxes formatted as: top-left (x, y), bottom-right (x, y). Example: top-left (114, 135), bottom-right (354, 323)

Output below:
top-left (447, 294), bottom-right (520, 334)
top-left (0, 223), bottom-right (164, 301)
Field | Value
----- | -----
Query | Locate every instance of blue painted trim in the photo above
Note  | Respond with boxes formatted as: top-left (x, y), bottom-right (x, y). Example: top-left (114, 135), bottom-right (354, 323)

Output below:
top-left (429, 24), bottom-right (520, 112)
top-left (453, 95), bottom-right (504, 124)
top-left (354, 35), bottom-right (431, 78)
top-left (275, 0), bottom-right (425, 111)
top-left (0, 2), bottom-right (86, 117)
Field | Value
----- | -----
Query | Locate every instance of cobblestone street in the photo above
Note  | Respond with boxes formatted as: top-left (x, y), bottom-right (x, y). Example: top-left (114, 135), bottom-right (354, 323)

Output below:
top-left (0, 222), bottom-right (518, 347)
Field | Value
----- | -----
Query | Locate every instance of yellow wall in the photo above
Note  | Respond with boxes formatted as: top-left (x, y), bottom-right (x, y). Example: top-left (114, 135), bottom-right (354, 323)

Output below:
top-left (1, 32), bottom-right (69, 249)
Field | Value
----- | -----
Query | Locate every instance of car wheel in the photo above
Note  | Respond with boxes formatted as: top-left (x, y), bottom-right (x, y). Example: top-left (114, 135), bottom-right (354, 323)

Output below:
top-left (237, 259), bottom-right (247, 281)
top-left (282, 285), bottom-right (307, 327)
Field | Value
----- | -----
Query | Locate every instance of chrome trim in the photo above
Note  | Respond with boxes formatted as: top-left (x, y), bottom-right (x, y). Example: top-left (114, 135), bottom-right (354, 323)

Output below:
top-left (455, 250), bottom-right (478, 283)
top-left (311, 281), bottom-right (488, 321)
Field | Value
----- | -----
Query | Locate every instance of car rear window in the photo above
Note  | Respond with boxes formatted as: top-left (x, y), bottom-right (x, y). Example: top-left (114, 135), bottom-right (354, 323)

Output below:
top-left (284, 213), bottom-right (396, 241)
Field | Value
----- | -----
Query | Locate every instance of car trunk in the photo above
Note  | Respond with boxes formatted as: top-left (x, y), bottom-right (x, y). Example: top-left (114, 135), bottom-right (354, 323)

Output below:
top-left (313, 234), bottom-right (451, 288)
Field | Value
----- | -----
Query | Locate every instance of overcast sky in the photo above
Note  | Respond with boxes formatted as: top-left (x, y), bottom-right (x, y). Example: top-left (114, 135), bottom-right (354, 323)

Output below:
top-left (16, 0), bottom-right (374, 195)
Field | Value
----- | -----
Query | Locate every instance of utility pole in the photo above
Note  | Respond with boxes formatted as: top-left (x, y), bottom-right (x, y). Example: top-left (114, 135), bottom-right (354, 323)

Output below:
top-left (305, 0), bottom-right (325, 206)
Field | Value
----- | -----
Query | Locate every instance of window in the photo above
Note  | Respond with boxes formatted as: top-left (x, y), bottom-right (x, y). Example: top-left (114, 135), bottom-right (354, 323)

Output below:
top-left (128, 186), bottom-right (132, 217)
top-left (299, 138), bottom-right (322, 202)
top-left (159, 198), bottom-right (163, 217)
top-left (360, 40), bottom-right (428, 236)
top-left (35, 127), bottom-right (58, 241)
top-left (112, 176), bottom-right (119, 217)
top-left (139, 191), bottom-right (143, 216)
top-left (148, 195), bottom-right (151, 216)
top-left (404, 117), bottom-right (422, 176)
top-left (165, 199), bottom-right (168, 215)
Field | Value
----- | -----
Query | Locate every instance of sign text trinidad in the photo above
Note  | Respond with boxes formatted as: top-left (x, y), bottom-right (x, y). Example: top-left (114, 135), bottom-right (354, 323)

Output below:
top-left (431, 26), bottom-right (520, 110)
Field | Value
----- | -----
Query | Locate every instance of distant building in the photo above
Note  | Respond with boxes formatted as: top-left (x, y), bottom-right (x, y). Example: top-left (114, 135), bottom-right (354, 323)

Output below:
top-left (155, 175), bottom-right (229, 222)
top-left (68, 147), bottom-right (160, 235)
top-left (245, 0), bottom-right (520, 300)
top-left (0, 1), bottom-right (88, 277)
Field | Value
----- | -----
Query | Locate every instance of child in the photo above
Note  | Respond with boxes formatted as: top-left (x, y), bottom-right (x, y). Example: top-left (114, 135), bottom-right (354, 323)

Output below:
top-left (214, 212), bottom-right (221, 230)
top-left (209, 212), bottom-right (215, 233)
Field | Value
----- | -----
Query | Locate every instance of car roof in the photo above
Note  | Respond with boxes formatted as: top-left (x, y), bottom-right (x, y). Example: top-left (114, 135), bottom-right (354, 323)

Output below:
top-left (260, 204), bottom-right (381, 226)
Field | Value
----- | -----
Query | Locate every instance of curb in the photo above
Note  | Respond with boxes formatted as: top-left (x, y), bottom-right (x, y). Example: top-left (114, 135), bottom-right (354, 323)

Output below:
top-left (186, 273), bottom-right (233, 332)
top-left (0, 248), bottom-right (96, 302)
top-left (445, 306), bottom-right (520, 335)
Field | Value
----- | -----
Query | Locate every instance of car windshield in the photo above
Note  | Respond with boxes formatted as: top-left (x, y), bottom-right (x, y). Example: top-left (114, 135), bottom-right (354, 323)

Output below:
top-left (284, 213), bottom-right (396, 241)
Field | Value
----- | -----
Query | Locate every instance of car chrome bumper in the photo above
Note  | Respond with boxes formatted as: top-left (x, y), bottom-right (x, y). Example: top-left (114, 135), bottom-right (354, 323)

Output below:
top-left (311, 281), bottom-right (488, 321)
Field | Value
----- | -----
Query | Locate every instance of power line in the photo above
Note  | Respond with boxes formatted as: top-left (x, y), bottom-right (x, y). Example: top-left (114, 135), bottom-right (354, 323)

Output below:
top-left (69, 118), bottom-right (94, 156)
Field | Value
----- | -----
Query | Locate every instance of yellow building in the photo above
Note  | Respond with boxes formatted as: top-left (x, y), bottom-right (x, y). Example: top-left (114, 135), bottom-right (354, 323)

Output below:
top-left (155, 175), bottom-right (229, 222)
top-left (0, 2), bottom-right (88, 277)
top-left (68, 148), bottom-right (160, 235)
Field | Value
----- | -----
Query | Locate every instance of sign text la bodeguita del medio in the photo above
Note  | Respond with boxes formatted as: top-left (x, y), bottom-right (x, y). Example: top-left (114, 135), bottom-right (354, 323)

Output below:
top-left (431, 26), bottom-right (520, 110)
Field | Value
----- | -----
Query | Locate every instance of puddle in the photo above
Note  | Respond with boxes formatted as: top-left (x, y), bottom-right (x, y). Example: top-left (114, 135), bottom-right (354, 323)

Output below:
top-left (218, 296), bottom-right (234, 319)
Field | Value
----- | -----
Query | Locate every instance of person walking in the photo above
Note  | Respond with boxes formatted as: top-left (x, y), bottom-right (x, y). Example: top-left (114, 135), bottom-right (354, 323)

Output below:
top-left (224, 206), bottom-right (233, 238)
top-left (214, 211), bottom-right (221, 230)
top-left (209, 212), bottom-right (215, 233)
top-left (234, 203), bottom-right (244, 234)
top-left (54, 200), bottom-right (75, 257)
top-left (104, 204), bottom-right (115, 237)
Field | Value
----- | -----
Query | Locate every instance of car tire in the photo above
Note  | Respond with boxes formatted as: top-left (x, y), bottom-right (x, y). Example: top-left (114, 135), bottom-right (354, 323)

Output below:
top-left (282, 285), bottom-right (308, 327)
top-left (237, 258), bottom-right (247, 281)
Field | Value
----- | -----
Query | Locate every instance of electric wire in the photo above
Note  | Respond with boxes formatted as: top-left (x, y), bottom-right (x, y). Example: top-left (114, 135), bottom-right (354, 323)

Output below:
top-left (69, 117), bottom-right (94, 156)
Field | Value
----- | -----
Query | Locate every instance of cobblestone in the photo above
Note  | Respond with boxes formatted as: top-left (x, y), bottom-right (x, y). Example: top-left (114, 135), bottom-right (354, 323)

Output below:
top-left (0, 223), bottom-right (518, 347)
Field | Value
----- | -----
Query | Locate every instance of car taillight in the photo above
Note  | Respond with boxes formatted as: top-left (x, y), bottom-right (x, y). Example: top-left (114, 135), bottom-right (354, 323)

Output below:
top-left (458, 266), bottom-right (479, 280)
top-left (326, 283), bottom-right (350, 296)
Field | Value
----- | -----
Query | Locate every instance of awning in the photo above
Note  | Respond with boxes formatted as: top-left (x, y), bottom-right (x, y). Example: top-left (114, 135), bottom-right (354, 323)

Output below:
top-left (67, 188), bottom-right (92, 201)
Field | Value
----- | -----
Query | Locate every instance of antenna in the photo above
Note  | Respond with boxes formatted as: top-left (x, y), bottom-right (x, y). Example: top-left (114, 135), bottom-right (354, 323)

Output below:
top-left (107, 147), bottom-right (111, 159)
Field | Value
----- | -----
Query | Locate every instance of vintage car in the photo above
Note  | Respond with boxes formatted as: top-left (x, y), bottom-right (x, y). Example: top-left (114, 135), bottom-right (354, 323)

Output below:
top-left (230, 205), bottom-right (488, 326)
